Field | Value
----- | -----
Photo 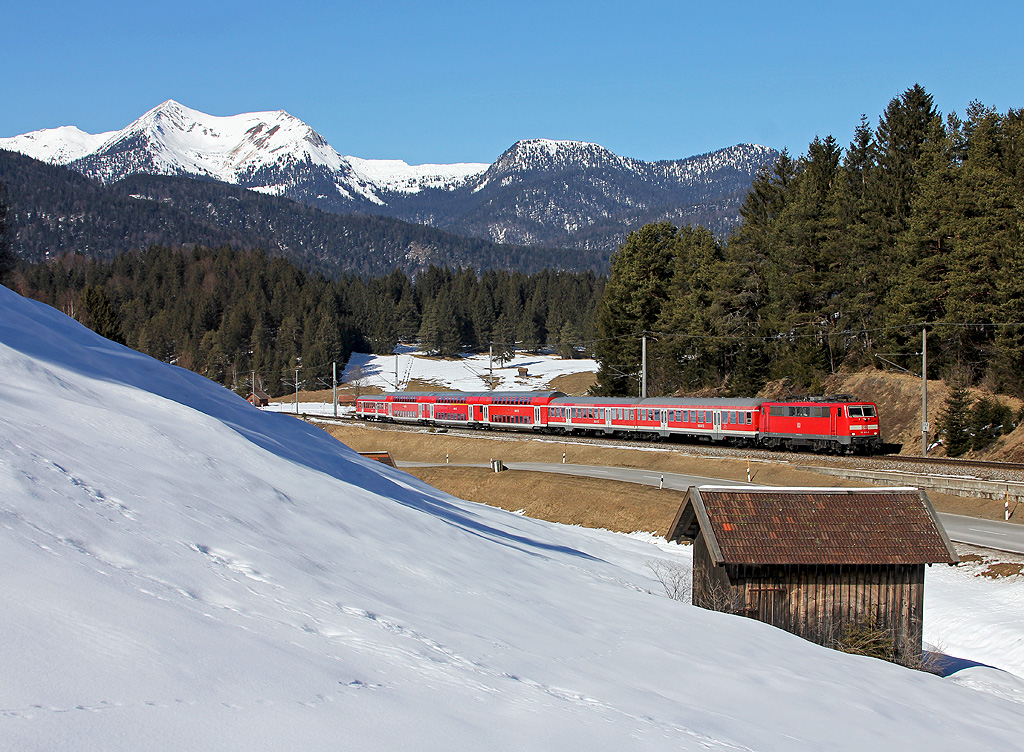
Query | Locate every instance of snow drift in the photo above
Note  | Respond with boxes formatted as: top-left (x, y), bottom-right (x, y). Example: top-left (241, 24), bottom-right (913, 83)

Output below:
top-left (1, 283), bottom-right (1022, 751)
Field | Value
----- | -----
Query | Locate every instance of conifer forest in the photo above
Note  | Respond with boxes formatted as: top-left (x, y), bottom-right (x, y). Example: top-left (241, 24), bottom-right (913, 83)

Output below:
top-left (4, 86), bottom-right (1023, 416)
top-left (595, 86), bottom-right (1024, 401)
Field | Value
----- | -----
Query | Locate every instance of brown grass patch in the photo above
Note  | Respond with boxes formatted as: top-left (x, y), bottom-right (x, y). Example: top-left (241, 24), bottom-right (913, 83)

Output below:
top-left (545, 371), bottom-right (598, 396)
top-left (956, 553), bottom-right (1024, 578)
top-left (323, 422), bottom-right (1019, 527)
top-left (817, 369), bottom-right (1024, 459)
top-left (406, 467), bottom-right (680, 535)
top-left (981, 563), bottom-right (1024, 578)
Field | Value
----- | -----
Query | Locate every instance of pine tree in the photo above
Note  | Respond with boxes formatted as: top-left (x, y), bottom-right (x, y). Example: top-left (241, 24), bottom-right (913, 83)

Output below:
top-left (651, 225), bottom-right (724, 393)
top-left (884, 116), bottom-right (955, 358)
top-left (0, 181), bottom-right (15, 282)
top-left (78, 285), bottom-right (125, 344)
top-left (942, 105), bottom-right (1018, 375)
top-left (874, 84), bottom-right (939, 242)
top-left (939, 380), bottom-right (973, 457)
top-left (594, 222), bottom-right (678, 395)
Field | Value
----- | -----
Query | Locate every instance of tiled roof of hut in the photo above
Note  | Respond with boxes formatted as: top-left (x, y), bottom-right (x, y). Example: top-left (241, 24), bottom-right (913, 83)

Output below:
top-left (667, 486), bottom-right (958, 566)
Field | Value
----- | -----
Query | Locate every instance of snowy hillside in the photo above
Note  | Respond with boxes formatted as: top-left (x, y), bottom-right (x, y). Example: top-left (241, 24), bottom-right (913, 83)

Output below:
top-left (3, 283), bottom-right (1023, 750)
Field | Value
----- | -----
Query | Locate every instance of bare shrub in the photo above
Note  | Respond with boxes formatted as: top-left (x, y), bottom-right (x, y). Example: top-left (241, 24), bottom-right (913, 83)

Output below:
top-left (831, 617), bottom-right (929, 670)
top-left (646, 559), bottom-right (692, 602)
top-left (692, 570), bottom-right (744, 615)
top-left (833, 619), bottom-right (896, 662)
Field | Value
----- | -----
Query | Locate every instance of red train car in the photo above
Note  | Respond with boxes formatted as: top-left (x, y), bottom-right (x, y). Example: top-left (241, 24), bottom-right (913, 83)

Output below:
top-left (355, 391), bottom-right (565, 431)
top-left (759, 397), bottom-right (881, 453)
top-left (355, 391), bottom-right (882, 454)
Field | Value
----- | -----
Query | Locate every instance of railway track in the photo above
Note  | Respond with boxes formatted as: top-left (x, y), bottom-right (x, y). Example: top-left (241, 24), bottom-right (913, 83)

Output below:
top-left (330, 415), bottom-right (1024, 483)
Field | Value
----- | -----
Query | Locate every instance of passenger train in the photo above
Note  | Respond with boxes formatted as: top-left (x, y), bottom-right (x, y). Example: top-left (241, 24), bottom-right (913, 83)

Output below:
top-left (355, 390), bottom-right (883, 454)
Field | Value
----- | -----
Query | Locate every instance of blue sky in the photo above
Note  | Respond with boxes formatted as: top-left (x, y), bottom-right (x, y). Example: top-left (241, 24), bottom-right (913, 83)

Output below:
top-left (3, 1), bottom-right (1022, 164)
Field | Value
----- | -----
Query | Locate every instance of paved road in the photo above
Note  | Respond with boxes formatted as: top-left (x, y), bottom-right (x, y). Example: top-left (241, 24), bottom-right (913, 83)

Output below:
top-left (398, 460), bottom-right (1024, 555)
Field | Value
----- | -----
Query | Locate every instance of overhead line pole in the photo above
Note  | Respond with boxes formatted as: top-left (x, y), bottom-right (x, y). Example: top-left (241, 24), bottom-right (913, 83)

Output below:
top-left (922, 326), bottom-right (929, 456)
top-left (641, 334), bottom-right (648, 399)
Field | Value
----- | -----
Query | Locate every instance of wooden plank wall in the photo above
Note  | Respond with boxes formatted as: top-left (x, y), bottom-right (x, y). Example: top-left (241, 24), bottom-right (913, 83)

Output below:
top-left (728, 563), bottom-right (925, 660)
top-left (692, 534), bottom-right (925, 662)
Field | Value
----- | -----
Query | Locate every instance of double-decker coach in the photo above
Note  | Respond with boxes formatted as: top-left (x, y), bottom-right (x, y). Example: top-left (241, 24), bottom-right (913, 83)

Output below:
top-left (355, 390), bottom-right (882, 454)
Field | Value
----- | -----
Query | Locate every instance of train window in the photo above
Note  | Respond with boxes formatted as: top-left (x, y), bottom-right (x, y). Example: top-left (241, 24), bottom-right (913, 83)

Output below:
top-left (863, 406), bottom-right (876, 417)
top-left (728, 411), bottom-right (736, 424)
top-left (698, 410), bottom-right (705, 423)
top-left (848, 406), bottom-right (863, 417)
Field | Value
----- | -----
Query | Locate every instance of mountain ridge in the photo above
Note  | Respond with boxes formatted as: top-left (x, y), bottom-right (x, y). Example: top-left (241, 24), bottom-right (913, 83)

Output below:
top-left (1, 101), bottom-right (778, 251)
top-left (0, 148), bottom-right (602, 276)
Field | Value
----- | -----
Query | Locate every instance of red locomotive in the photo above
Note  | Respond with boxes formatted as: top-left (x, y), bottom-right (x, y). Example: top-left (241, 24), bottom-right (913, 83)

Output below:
top-left (355, 391), bottom-right (882, 454)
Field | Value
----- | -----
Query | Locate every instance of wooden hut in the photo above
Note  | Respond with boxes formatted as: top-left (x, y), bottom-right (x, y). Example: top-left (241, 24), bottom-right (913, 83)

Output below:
top-left (666, 486), bottom-right (958, 664)
top-left (358, 451), bottom-right (397, 468)
top-left (247, 388), bottom-right (270, 407)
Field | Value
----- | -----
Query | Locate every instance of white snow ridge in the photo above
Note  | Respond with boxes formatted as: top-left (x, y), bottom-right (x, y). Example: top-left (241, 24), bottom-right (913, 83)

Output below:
top-left (1, 282), bottom-right (1023, 750)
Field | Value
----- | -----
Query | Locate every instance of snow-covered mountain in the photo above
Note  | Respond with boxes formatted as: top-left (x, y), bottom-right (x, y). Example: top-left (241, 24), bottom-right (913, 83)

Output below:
top-left (1, 102), bottom-right (777, 250)
top-left (0, 100), bottom-right (488, 205)
top-left (0, 124), bottom-right (117, 164)
top-left (3, 285), bottom-right (1024, 749)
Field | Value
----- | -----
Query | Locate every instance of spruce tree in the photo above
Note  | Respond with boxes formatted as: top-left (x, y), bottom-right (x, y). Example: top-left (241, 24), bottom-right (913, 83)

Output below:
top-left (939, 380), bottom-right (973, 456)
top-left (0, 181), bottom-right (14, 282)
top-left (594, 222), bottom-right (678, 395)
top-left (78, 285), bottom-right (125, 344)
top-left (874, 84), bottom-right (939, 242)
top-left (651, 225), bottom-right (724, 393)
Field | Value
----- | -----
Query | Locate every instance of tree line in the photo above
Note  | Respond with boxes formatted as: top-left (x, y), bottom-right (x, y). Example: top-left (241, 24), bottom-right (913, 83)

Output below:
top-left (8, 246), bottom-right (602, 397)
top-left (0, 149), bottom-right (606, 277)
top-left (594, 85), bottom-right (1024, 404)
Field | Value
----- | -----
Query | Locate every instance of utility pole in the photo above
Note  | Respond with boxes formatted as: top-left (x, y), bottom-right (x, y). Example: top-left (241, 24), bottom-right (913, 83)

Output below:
top-left (921, 326), bottom-right (929, 456)
top-left (294, 361), bottom-right (302, 415)
top-left (641, 334), bottom-right (648, 399)
top-left (251, 370), bottom-right (255, 400)
top-left (332, 361), bottom-right (338, 418)
top-left (395, 354), bottom-right (399, 391)
top-left (489, 343), bottom-right (494, 390)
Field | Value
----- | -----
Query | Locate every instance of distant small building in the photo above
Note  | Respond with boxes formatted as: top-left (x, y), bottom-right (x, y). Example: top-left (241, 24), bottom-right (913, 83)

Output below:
top-left (359, 451), bottom-right (396, 468)
top-left (517, 367), bottom-right (529, 378)
top-left (337, 395), bottom-right (356, 407)
top-left (666, 486), bottom-right (958, 664)
top-left (247, 388), bottom-right (270, 408)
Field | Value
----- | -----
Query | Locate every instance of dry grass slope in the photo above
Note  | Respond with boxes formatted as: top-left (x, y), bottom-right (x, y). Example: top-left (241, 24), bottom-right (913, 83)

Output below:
top-left (324, 422), bottom-right (1018, 533)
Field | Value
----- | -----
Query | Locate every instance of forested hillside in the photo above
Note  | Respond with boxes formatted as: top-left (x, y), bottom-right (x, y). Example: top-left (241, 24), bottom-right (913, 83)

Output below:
top-left (0, 150), bottom-right (601, 276)
top-left (7, 247), bottom-right (602, 397)
top-left (595, 86), bottom-right (1024, 405)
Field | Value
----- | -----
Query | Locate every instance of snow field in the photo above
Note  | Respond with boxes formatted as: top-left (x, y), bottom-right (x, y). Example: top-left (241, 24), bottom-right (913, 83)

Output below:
top-left (2, 284), bottom-right (1024, 750)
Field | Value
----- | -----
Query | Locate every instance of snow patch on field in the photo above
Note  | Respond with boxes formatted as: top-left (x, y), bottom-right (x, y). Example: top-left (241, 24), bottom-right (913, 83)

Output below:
top-left (343, 349), bottom-right (598, 393)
